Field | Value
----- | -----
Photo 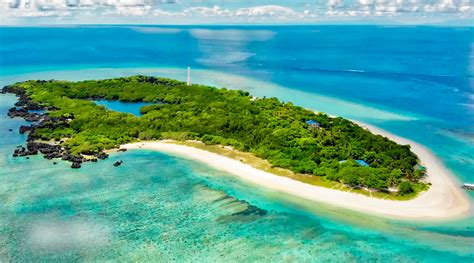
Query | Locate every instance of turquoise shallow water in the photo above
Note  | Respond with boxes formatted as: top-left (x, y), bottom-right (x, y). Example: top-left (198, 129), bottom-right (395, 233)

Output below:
top-left (1, 79), bottom-right (473, 262)
top-left (94, 100), bottom-right (153, 116)
top-left (0, 26), bottom-right (473, 261)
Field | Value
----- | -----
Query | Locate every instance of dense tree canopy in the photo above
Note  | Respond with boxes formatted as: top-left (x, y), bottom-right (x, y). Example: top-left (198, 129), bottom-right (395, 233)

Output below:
top-left (7, 76), bottom-right (421, 193)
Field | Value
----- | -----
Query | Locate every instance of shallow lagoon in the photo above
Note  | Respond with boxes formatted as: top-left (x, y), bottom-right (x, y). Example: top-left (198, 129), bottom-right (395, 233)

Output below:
top-left (1, 85), bottom-right (473, 262)
top-left (0, 26), bottom-right (473, 261)
top-left (94, 100), bottom-right (153, 116)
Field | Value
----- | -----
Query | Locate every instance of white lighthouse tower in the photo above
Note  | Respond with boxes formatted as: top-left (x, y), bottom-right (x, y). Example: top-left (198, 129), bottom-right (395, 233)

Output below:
top-left (186, 66), bottom-right (191, 86)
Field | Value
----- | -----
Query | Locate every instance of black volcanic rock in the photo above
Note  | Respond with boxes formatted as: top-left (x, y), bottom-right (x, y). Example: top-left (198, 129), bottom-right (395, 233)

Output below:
top-left (3, 85), bottom-right (111, 168)
top-left (97, 152), bottom-right (109, 160)
top-left (19, 125), bottom-right (33, 134)
top-left (61, 153), bottom-right (84, 163)
top-left (44, 153), bottom-right (60, 159)
top-left (7, 108), bottom-right (28, 118)
top-left (11, 141), bottom-right (63, 160)
top-left (113, 160), bottom-right (123, 167)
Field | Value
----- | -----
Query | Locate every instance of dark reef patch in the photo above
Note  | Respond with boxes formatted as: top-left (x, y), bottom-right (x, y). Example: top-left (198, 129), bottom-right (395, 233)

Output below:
top-left (2, 84), bottom-right (107, 168)
top-left (213, 192), bottom-right (268, 223)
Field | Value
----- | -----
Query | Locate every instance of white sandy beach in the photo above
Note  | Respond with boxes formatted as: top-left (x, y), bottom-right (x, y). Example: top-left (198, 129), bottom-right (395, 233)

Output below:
top-left (121, 122), bottom-right (472, 220)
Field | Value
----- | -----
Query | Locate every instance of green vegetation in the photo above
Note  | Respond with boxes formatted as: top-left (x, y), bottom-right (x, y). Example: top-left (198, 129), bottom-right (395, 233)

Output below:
top-left (9, 76), bottom-right (426, 195)
top-left (398, 181), bottom-right (415, 195)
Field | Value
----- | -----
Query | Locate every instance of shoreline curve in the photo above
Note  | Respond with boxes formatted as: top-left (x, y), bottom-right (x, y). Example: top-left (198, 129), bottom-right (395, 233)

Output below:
top-left (121, 122), bottom-right (472, 221)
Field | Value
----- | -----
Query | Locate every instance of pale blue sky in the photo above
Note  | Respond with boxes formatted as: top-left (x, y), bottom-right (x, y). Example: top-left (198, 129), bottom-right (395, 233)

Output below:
top-left (1, 0), bottom-right (473, 25)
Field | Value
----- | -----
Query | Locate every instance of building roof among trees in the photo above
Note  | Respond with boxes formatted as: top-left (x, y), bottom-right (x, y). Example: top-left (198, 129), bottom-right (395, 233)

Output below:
top-left (355, 160), bottom-right (370, 167)
top-left (306, 120), bottom-right (320, 125)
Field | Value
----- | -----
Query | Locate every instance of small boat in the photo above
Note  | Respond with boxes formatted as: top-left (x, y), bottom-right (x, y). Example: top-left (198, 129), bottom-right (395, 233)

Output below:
top-left (461, 183), bottom-right (474, 190)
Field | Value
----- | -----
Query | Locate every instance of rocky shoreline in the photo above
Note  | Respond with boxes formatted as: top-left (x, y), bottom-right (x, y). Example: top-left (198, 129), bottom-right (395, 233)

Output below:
top-left (2, 83), bottom-right (114, 169)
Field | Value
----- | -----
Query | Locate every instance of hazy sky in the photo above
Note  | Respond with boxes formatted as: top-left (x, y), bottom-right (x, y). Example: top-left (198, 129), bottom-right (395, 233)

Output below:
top-left (1, 0), bottom-right (473, 25)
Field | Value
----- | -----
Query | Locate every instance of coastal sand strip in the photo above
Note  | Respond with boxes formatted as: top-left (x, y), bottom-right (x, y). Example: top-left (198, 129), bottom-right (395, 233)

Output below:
top-left (121, 124), bottom-right (472, 220)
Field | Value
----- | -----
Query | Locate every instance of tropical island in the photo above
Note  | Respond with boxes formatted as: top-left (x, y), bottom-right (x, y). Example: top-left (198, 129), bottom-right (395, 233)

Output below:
top-left (3, 75), bottom-right (429, 198)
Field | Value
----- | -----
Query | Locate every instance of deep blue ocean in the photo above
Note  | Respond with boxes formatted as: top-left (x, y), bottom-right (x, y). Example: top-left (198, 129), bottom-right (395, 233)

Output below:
top-left (0, 25), bottom-right (473, 261)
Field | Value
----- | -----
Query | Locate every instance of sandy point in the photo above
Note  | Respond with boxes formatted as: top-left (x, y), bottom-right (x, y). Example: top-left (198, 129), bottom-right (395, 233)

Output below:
top-left (121, 122), bottom-right (472, 221)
